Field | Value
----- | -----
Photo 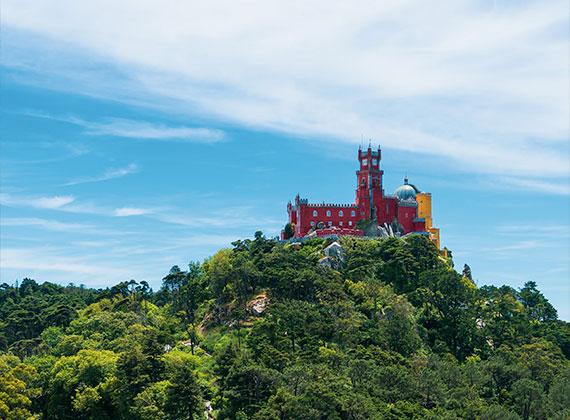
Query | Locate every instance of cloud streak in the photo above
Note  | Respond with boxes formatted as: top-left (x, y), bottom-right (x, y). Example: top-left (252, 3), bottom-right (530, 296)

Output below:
top-left (1, 193), bottom-right (75, 209)
top-left (63, 163), bottom-right (139, 186)
top-left (82, 118), bottom-right (224, 142)
top-left (23, 111), bottom-right (224, 143)
top-left (2, 0), bottom-right (569, 189)
top-left (113, 207), bottom-right (151, 217)
top-left (1, 217), bottom-right (93, 232)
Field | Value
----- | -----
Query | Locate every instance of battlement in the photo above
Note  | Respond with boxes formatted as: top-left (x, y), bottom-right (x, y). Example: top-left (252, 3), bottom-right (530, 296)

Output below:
top-left (304, 203), bottom-right (358, 208)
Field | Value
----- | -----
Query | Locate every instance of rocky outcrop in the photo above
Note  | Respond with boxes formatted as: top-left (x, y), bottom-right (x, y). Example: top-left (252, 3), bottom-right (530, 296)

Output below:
top-left (360, 219), bottom-right (382, 237)
top-left (360, 217), bottom-right (405, 238)
top-left (319, 241), bottom-right (345, 270)
top-left (247, 292), bottom-right (269, 316)
top-left (201, 292), bottom-right (270, 331)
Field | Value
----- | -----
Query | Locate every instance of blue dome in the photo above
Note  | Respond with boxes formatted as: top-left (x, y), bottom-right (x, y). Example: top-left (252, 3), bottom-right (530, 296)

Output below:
top-left (394, 177), bottom-right (418, 200)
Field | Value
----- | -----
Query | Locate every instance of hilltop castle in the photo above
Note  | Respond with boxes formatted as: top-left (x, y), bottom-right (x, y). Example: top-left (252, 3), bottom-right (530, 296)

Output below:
top-left (282, 145), bottom-right (442, 250)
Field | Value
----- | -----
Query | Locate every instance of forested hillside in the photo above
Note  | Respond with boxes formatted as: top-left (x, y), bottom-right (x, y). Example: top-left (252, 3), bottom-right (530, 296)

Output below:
top-left (1, 234), bottom-right (569, 420)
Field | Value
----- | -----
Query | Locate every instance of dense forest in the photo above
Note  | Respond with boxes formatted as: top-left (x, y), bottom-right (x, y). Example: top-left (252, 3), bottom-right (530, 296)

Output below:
top-left (1, 234), bottom-right (569, 420)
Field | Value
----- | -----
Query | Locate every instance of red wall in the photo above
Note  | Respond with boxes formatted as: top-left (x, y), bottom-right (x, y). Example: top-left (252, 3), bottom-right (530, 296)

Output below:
top-left (284, 147), bottom-right (427, 239)
top-left (295, 204), bottom-right (361, 236)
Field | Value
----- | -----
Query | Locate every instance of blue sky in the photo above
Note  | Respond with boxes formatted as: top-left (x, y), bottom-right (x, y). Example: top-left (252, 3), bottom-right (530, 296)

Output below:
top-left (1, 0), bottom-right (569, 319)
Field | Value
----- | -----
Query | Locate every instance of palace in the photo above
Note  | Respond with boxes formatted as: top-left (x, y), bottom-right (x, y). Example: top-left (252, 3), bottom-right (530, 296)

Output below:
top-left (282, 145), bottom-right (442, 249)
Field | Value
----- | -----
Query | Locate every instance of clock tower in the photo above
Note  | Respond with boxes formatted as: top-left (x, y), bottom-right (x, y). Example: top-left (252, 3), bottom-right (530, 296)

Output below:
top-left (356, 144), bottom-right (384, 219)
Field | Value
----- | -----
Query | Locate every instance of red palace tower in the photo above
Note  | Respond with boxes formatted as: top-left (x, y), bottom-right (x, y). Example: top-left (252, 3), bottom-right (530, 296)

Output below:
top-left (282, 145), bottom-right (437, 244)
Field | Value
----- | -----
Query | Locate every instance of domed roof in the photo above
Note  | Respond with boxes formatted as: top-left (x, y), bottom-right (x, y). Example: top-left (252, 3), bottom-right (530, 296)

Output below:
top-left (394, 177), bottom-right (418, 200)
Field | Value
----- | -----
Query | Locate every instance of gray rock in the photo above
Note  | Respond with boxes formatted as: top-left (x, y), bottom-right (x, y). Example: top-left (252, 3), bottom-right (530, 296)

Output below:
top-left (318, 256), bottom-right (333, 269)
top-left (322, 241), bottom-right (345, 270)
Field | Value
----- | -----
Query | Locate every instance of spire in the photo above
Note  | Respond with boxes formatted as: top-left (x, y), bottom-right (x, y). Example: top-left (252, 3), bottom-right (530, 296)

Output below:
top-left (404, 176), bottom-right (409, 184)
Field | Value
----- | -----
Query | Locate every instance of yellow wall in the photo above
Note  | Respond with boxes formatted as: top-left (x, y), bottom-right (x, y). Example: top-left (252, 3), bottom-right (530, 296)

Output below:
top-left (428, 226), bottom-right (440, 249)
top-left (417, 192), bottom-right (440, 249)
top-left (417, 192), bottom-right (432, 228)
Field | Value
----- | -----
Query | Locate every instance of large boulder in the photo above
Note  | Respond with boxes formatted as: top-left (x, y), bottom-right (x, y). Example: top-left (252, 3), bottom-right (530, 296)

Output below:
top-left (322, 241), bottom-right (345, 270)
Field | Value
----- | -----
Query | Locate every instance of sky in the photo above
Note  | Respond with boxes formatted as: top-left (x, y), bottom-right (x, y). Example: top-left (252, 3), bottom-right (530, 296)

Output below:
top-left (1, 0), bottom-right (569, 319)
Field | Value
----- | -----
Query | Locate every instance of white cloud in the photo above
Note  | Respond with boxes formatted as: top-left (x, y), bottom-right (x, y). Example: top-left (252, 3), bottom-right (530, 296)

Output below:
top-left (1, 194), bottom-right (76, 209)
top-left (23, 111), bottom-right (224, 143)
top-left (64, 163), bottom-right (138, 186)
top-left (2, 0), bottom-right (568, 184)
top-left (1, 193), bottom-right (149, 219)
top-left (0, 248), bottom-right (133, 279)
top-left (488, 240), bottom-right (551, 252)
top-left (113, 207), bottom-right (151, 216)
top-left (82, 118), bottom-right (223, 142)
top-left (497, 224), bottom-right (570, 234)
top-left (1, 217), bottom-right (92, 232)
top-left (501, 177), bottom-right (570, 196)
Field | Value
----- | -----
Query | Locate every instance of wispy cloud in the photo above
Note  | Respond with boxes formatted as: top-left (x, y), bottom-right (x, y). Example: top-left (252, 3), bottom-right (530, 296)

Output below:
top-left (82, 118), bottom-right (224, 142)
top-left (1, 193), bottom-right (155, 219)
top-left (501, 177), bottom-right (570, 196)
top-left (0, 248), bottom-right (133, 278)
top-left (497, 224), bottom-right (570, 235)
top-left (63, 163), bottom-right (138, 186)
top-left (487, 240), bottom-right (551, 252)
top-left (1, 217), bottom-right (93, 232)
top-left (32, 195), bottom-right (75, 208)
top-left (113, 207), bottom-right (151, 216)
top-left (3, 0), bottom-right (568, 185)
top-left (0, 217), bottom-right (139, 236)
top-left (24, 111), bottom-right (224, 142)
top-left (1, 193), bottom-right (75, 209)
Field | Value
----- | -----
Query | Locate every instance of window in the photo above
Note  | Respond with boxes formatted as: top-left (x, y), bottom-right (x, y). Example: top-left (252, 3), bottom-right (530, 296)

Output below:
top-left (351, 210), bottom-right (355, 216)
top-left (326, 210), bottom-right (331, 216)
top-left (339, 221), bottom-right (343, 226)
top-left (420, 212), bottom-right (423, 215)
top-left (349, 221), bottom-right (353, 226)
top-left (313, 210), bottom-right (317, 216)
top-left (311, 221), bottom-right (315, 226)
top-left (328, 221), bottom-right (332, 226)
top-left (339, 210), bottom-right (343, 216)
top-left (386, 204), bottom-right (389, 213)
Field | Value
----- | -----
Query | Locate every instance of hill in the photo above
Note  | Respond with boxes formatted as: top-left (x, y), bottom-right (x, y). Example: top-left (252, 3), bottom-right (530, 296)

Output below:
top-left (1, 234), bottom-right (569, 420)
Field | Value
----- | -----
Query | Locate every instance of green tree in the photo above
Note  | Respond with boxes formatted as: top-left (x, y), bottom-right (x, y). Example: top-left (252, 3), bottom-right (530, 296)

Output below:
top-left (162, 266), bottom-right (186, 314)
top-left (519, 281), bottom-right (557, 322)
top-left (164, 364), bottom-right (202, 420)
top-left (512, 378), bottom-right (544, 420)
top-left (283, 223), bottom-right (294, 240)
top-left (479, 405), bottom-right (521, 420)
top-left (546, 375), bottom-right (570, 419)
top-left (181, 261), bottom-right (208, 354)
top-left (0, 354), bottom-right (40, 420)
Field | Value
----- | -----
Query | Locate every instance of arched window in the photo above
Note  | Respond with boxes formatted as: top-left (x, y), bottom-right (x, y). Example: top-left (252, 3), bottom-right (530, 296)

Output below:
top-left (339, 210), bottom-right (343, 216)
top-left (351, 210), bottom-right (355, 216)
top-left (326, 210), bottom-right (331, 216)
top-left (328, 221), bottom-right (332, 226)
top-left (339, 221), bottom-right (343, 226)
top-left (313, 210), bottom-right (317, 216)
top-left (349, 221), bottom-right (353, 226)
top-left (311, 221), bottom-right (315, 226)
